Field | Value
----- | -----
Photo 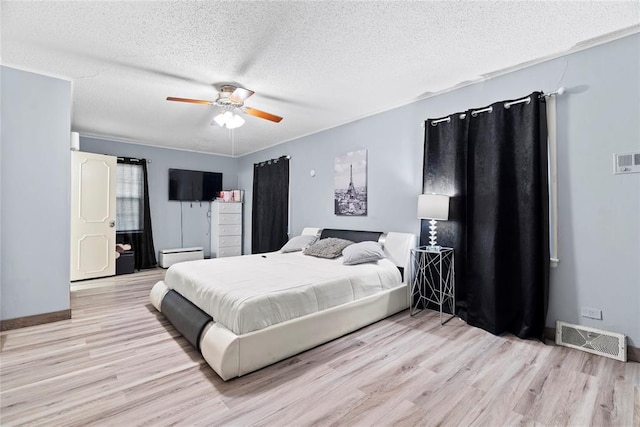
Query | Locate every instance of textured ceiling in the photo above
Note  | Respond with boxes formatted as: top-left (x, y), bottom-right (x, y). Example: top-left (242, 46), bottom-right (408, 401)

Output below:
top-left (2, 1), bottom-right (639, 156)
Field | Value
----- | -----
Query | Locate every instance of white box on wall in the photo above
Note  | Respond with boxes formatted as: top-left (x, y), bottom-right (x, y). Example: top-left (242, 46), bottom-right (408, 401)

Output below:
top-left (159, 247), bottom-right (204, 268)
top-left (70, 131), bottom-right (80, 151)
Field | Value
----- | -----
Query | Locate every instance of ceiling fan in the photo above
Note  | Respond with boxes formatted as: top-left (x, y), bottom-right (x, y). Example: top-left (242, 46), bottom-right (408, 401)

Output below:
top-left (166, 85), bottom-right (283, 128)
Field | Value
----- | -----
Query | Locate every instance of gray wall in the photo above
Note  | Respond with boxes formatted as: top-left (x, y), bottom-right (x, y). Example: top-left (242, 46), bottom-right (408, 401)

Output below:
top-left (238, 104), bottom-right (423, 240)
top-left (238, 34), bottom-right (640, 346)
top-left (80, 137), bottom-right (238, 258)
top-left (1, 66), bottom-right (71, 320)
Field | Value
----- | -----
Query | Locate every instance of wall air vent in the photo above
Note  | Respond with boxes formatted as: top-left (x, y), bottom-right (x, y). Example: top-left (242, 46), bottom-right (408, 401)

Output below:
top-left (556, 321), bottom-right (626, 362)
top-left (613, 152), bottom-right (640, 174)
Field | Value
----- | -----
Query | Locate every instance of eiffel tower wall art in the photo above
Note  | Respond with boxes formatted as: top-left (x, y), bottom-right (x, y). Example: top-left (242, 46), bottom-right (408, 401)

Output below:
top-left (334, 149), bottom-right (367, 216)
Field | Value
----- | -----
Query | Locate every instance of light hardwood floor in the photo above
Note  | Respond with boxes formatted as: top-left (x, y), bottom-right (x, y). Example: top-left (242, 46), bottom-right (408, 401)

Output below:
top-left (1, 269), bottom-right (638, 426)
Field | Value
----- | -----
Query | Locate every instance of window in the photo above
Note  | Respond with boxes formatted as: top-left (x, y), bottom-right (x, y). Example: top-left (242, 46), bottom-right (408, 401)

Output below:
top-left (116, 162), bottom-right (144, 232)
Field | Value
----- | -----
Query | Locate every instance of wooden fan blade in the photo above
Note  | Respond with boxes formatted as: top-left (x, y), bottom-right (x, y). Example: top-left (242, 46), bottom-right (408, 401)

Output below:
top-left (166, 97), bottom-right (213, 105)
top-left (230, 87), bottom-right (254, 103)
top-left (243, 107), bottom-right (283, 123)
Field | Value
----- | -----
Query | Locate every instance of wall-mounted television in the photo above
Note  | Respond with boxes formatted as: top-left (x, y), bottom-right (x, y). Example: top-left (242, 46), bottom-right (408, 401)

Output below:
top-left (169, 169), bottom-right (223, 201)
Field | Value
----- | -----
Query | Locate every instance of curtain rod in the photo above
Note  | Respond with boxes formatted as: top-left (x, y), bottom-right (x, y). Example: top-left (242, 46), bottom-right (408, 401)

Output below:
top-left (254, 155), bottom-right (291, 167)
top-left (117, 156), bottom-right (152, 163)
top-left (425, 87), bottom-right (566, 126)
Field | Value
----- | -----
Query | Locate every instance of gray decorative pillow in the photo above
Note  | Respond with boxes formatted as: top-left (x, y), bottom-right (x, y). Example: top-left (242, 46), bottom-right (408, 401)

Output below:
top-left (303, 238), bottom-right (354, 259)
top-left (280, 235), bottom-right (318, 253)
top-left (342, 241), bottom-right (386, 265)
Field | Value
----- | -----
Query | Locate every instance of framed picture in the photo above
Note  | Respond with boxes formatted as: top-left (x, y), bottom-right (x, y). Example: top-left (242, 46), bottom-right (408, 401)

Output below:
top-left (334, 149), bottom-right (367, 216)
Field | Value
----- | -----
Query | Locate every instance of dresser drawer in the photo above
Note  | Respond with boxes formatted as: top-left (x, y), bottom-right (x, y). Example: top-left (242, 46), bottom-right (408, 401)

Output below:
top-left (217, 235), bottom-right (242, 248)
top-left (218, 246), bottom-right (241, 257)
top-left (216, 213), bottom-right (241, 225)
top-left (217, 224), bottom-right (242, 236)
top-left (216, 202), bottom-right (242, 214)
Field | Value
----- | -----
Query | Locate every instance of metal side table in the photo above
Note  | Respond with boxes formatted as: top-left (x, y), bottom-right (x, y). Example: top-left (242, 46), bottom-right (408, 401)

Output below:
top-left (410, 246), bottom-right (455, 325)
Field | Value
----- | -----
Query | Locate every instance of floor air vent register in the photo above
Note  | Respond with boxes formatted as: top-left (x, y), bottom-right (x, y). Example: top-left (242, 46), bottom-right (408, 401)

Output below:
top-left (555, 321), bottom-right (626, 362)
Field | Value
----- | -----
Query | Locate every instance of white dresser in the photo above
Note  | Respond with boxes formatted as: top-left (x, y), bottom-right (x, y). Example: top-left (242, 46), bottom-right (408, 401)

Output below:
top-left (210, 201), bottom-right (243, 258)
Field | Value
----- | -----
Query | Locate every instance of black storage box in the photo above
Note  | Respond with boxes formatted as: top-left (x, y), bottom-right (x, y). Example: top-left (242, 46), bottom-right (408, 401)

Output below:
top-left (116, 250), bottom-right (135, 275)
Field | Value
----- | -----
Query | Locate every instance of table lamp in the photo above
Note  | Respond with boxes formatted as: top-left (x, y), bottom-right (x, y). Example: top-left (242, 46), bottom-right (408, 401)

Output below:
top-left (417, 194), bottom-right (450, 250)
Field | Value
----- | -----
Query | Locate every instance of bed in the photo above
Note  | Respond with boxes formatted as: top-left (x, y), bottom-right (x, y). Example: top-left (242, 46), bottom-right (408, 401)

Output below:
top-left (150, 228), bottom-right (417, 380)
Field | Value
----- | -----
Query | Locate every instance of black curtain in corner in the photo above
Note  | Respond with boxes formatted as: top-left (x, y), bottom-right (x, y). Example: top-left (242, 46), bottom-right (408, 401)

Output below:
top-left (422, 92), bottom-right (549, 340)
top-left (422, 114), bottom-right (469, 317)
top-left (465, 93), bottom-right (549, 339)
top-left (116, 157), bottom-right (157, 269)
top-left (251, 156), bottom-right (289, 254)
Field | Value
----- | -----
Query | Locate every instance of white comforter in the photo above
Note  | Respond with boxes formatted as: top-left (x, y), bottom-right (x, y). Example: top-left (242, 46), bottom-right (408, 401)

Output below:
top-left (163, 251), bottom-right (402, 335)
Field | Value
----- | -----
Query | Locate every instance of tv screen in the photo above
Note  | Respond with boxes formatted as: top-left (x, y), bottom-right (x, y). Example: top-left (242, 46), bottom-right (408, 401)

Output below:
top-left (169, 169), bottom-right (223, 201)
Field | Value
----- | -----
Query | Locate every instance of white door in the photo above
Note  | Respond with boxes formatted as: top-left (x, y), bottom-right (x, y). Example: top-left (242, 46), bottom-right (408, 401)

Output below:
top-left (70, 151), bottom-right (117, 281)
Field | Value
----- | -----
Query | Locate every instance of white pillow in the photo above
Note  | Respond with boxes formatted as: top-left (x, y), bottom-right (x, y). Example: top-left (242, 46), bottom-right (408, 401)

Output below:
top-left (342, 241), bottom-right (386, 265)
top-left (280, 235), bottom-right (318, 253)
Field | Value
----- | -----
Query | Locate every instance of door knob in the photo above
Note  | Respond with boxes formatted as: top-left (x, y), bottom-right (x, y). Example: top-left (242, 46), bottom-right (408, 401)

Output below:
top-left (109, 221), bottom-right (115, 227)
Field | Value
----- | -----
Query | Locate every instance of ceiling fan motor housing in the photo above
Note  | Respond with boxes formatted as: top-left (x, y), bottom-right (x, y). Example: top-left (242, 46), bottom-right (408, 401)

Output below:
top-left (216, 85), bottom-right (242, 108)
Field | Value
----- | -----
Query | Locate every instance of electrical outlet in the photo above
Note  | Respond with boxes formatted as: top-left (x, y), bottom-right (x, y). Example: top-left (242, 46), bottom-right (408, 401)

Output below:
top-left (581, 307), bottom-right (602, 320)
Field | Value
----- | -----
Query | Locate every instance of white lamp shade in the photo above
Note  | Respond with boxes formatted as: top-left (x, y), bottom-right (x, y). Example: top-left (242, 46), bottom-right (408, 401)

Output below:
top-left (417, 194), bottom-right (450, 220)
top-left (227, 113), bottom-right (245, 129)
top-left (213, 113), bottom-right (226, 127)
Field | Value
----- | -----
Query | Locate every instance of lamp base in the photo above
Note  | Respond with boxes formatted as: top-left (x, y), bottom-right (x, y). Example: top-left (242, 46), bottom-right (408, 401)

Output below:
top-left (424, 245), bottom-right (442, 252)
top-left (428, 219), bottom-right (440, 249)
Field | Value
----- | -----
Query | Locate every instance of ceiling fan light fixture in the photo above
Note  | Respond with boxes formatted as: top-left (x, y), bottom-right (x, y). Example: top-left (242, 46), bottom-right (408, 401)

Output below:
top-left (214, 111), bottom-right (245, 129)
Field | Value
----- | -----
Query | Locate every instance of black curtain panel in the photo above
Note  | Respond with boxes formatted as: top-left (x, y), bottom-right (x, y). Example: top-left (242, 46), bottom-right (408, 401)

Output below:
top-left (466, 94), bottom-right (549, 339)
top-left (422, 92), bottom-right (549, 340)
top-left (251, 156), bottom-right (290, 254)
top-left (422, 114), bottom-right (469, 317)
top-left (116, 157), bottom-right (157, 269)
